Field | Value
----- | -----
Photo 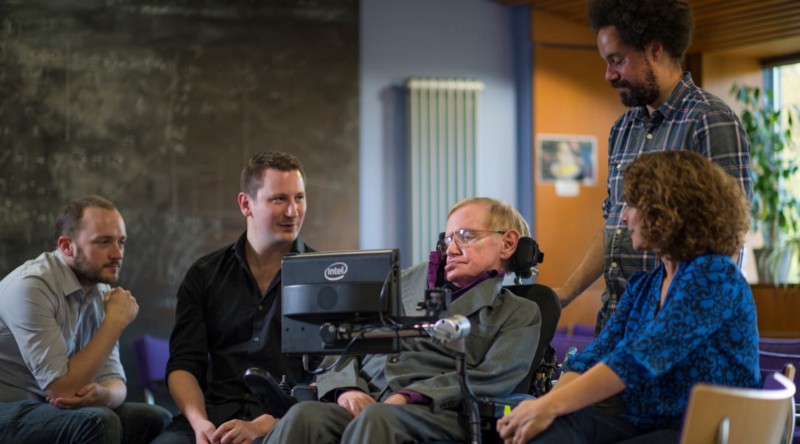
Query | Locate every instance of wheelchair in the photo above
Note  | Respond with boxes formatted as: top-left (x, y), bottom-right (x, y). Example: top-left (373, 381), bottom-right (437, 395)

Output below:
top-left (246, 236), bottom-right (563, 444)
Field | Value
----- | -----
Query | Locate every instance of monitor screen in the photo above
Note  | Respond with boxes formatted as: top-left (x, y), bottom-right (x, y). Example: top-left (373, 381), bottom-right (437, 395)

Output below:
top-left (281, 249), bottom-right (400, 355)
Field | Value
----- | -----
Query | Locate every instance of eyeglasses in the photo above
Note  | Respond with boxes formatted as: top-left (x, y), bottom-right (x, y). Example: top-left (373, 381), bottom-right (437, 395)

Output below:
top-left (437, 229), bottom-right (506, 255)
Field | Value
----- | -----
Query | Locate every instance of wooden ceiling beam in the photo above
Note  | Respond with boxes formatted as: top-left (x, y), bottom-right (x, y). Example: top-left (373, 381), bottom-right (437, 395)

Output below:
top-left (696, 13), bottom-right (800, 38)
top-left (495, 0), bottom-right (800, 56)
top-left (693, 2), bottom-right (800, 23)
top-left (690, 0), bottom-right (791, 17)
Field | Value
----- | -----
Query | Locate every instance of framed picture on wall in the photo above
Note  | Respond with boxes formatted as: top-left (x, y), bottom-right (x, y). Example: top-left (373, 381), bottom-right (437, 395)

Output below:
top-left (536, 134), bottom-right (597, 186)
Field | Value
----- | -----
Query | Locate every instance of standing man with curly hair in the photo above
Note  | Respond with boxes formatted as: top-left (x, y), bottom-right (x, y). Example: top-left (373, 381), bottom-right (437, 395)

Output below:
top-left (554, 0), bottom-right (752, 334)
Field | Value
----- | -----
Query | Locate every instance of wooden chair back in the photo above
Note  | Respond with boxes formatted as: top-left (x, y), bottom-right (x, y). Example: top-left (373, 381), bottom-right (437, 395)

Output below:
top-left (680, 372), bottom-right (795, 444)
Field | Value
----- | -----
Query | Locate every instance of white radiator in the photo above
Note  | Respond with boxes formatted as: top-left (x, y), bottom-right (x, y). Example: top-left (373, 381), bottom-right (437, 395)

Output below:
top-left (407, 78), bottom-right (484, 265)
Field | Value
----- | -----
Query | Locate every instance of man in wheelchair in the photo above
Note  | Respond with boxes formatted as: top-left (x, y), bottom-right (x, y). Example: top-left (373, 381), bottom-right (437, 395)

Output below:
top-left (260, 197), bottom-right (543, 443)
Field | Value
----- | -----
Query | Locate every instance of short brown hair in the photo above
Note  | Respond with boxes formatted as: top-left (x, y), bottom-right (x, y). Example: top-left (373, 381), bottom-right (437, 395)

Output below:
top-left (54, 195), bottom-right (117, 243)
top-left (241, 151), bottom-right (306, 198)
top-left (623, 151), bottom-right (750, 260)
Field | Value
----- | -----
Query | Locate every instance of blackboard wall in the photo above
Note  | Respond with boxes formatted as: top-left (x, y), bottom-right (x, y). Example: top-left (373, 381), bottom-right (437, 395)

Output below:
top-left (0, 0), bottom-right (359, 402)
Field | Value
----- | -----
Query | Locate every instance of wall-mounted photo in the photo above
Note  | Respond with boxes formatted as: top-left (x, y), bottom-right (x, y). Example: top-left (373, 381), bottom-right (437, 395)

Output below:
top-left (537, 134), bottom-right (597, 186)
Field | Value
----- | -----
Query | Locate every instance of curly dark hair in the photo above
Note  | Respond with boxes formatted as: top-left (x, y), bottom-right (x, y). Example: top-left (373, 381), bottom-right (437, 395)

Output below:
top-left (623, 151), bottom-right (750, 261)
top-left (587, 0), bottom-right (694, 62)
top-left (241, 151), bottom-right (306, 198)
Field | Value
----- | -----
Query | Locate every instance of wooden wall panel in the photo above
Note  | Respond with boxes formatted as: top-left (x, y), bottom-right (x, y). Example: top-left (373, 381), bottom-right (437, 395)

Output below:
top-left (751, 285), bottom-right (800, 338)
top-left (531, 11), bottom-right (625, 328)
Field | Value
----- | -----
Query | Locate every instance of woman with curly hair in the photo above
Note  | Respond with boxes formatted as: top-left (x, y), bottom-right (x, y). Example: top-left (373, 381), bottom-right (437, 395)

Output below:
top-left (498, 151), bottom-right (759, 443)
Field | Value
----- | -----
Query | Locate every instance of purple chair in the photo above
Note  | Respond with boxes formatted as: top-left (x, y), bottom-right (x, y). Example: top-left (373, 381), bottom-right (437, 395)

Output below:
top-left (571, 323), bottom-right (595, 337)
top-left (761, 351), bottom-right (800, 387)
top-left (550, 331), bottom-right (594, 366)
top-left (134, 334), bottom-right (170, 405)
top-left (758, 338), bottom-right (800, 442)
top-left (760, 338), bottom-right (800, 355)
top-left (759, 338), bottom-right (800, 405)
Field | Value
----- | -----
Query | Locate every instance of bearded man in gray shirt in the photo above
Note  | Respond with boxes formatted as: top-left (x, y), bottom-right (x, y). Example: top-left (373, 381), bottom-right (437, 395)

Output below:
top-left (0, 195), bottom-right (171, 444)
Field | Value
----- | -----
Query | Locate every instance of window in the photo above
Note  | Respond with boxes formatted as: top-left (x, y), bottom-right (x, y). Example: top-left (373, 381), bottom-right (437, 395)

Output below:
top-left (770, 62), bottom-right (800, 203)
top-left (767, 60), bottom-right (800, 281)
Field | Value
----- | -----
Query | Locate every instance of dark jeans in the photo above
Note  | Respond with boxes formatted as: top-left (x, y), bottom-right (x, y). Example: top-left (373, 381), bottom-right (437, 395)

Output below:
top-left (529, 406), bottom-right (681, 444)
top-left (151, 415), bottom-right (202, 444)
top-left (0, 400), bottom-right (172, 444)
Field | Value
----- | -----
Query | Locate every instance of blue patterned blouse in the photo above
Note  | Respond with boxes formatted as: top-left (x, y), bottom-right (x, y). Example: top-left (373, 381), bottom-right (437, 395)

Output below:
top-left (565, 253), bottom-right (760, 428)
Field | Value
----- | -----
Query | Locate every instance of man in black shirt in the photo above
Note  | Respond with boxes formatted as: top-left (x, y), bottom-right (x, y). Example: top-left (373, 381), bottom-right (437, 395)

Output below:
top-left (153, 151), bottom-right (312, 444)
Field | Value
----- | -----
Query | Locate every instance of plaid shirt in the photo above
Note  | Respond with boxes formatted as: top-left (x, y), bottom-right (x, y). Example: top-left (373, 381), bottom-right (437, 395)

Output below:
top-left (597, 72), bottom-right (752, 333)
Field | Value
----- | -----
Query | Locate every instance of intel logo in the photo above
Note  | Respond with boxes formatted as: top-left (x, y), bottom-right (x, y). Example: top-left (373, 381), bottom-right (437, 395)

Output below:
top-left (324, 262), bottom-right (348, 281)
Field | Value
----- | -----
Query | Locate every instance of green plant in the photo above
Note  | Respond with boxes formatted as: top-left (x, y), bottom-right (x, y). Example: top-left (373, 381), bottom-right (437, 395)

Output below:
top-left (732, 84), bottom-right (800, 283)
top-left (762, 237), bottom-right (800, 284)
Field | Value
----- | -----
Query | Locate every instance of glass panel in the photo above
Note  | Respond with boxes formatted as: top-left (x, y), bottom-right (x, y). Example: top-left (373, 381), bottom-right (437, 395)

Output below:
top-left (774, 62), bottom-right (800, 280)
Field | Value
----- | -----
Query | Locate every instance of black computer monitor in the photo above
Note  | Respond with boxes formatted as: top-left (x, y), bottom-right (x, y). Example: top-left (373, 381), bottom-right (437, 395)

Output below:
top-left (281, 249), bottom-right (401, 355)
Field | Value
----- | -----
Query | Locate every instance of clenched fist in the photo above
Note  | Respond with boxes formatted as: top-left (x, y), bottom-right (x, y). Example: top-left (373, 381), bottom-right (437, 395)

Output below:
top-left (103, 287), bottom-right (139, 327)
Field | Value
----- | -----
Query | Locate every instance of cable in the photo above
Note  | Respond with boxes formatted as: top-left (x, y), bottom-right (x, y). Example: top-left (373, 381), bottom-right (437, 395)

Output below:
top-left (377, 267), bottom-right (402, 328)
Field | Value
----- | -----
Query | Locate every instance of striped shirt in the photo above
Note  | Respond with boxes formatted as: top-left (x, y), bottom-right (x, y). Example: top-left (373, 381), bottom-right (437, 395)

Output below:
top-left (596, 72), bottom-right (752, 333)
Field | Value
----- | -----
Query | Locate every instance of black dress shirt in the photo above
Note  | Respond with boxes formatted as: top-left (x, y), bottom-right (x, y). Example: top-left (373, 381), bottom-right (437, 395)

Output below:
top-left (166, 232), bottom-right (312, 424)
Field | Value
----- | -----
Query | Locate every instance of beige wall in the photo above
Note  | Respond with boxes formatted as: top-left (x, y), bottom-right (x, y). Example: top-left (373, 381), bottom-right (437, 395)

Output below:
top-left (702, 53), bottom-right (764, 114)
top-left (530, 10), bottom-right (767, 328)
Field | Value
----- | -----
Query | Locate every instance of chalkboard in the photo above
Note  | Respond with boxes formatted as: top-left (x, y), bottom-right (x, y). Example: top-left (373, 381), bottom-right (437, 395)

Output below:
top-left (0, 0), bottom-right (359, 403)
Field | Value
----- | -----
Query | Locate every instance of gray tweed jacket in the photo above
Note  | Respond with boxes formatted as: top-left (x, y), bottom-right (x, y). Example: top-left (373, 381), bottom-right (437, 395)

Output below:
top-left (316, 264), bottom-right (541, 412)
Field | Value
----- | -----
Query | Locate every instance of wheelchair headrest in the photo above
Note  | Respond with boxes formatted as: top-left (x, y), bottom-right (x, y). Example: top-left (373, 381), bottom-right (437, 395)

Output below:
top-left (509, 237), bottom-right (544, 280)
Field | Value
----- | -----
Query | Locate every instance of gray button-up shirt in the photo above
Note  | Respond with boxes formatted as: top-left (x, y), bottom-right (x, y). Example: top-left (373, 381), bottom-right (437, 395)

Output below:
top-left (0, 251), bottom-right (124, 402)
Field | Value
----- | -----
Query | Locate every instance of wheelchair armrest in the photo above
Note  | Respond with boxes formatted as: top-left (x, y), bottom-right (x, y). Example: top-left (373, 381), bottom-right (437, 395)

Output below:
top-left (243, 367), bottom-right (298, 417)
top-left (291, 385), bottom-right (318, 402)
